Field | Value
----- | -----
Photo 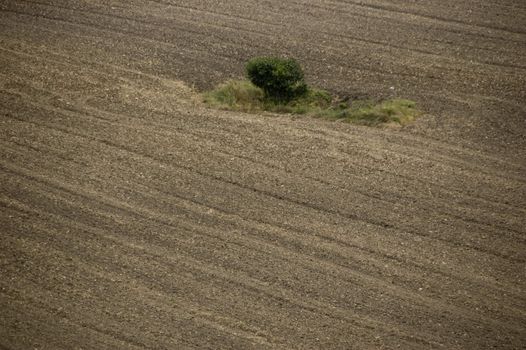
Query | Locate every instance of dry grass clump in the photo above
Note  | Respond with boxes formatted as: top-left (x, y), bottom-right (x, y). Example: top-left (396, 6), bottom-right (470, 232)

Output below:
top-left (318, 98), bottom-right (420, 126)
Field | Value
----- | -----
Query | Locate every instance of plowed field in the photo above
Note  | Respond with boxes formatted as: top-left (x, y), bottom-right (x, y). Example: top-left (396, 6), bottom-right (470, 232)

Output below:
top-left (1, 1), bottom-right (525, 349)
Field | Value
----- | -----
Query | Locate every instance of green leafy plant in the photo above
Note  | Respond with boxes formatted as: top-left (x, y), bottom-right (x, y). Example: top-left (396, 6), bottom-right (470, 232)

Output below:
top-left (246, 57), bottom-right (307, 102)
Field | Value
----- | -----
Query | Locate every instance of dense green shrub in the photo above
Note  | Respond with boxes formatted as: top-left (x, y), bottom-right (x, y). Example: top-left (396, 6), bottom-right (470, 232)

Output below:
top-left (246, 57), bottom-right (307, 102)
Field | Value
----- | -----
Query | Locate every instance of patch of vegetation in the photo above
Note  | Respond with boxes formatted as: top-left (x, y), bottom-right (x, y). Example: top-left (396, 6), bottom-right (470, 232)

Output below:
top-left (203, 57), bottom-right (421, 126)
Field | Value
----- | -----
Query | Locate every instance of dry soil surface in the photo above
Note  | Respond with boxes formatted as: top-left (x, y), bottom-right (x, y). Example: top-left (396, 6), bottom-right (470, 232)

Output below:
top-left (1, 1), bottom-right (525, 349)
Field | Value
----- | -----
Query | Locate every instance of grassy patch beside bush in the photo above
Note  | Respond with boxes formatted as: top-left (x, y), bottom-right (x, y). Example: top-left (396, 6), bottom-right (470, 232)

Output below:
top-left (203, 79), bottom-right (420, 126)
top-left (203, 80), bottom-right (264, 112)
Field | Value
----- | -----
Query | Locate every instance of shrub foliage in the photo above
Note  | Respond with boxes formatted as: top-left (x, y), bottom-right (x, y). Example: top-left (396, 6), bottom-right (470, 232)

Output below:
top-left (246, 57), bottom-right (307, 102)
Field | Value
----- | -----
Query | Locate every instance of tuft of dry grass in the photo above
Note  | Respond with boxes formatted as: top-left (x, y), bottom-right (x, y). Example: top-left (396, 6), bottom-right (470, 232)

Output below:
top-left (317, 99), bottom-right (421, 126)
top-left (203, 80), bottom-right (264, 112)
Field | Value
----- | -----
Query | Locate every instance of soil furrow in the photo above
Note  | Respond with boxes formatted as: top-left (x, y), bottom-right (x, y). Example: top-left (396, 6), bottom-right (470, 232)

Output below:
top-left (2, 145), bottom-right (525, 323)
top-left (3, 99), bottom-right (525, 265)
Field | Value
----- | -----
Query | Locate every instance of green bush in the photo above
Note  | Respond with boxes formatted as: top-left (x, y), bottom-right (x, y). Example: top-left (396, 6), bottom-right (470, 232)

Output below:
top-left (246, 57), bottom-right (307, 102)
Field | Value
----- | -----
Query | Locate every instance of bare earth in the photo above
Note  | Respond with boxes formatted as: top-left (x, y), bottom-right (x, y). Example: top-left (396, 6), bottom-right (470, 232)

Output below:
top-left (1, 1), bottom-right (525, 349)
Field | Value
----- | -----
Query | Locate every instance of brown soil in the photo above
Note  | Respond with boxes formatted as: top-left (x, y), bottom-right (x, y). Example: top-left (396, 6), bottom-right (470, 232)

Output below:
top-left (1, 1), bottom-right (525, 349)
